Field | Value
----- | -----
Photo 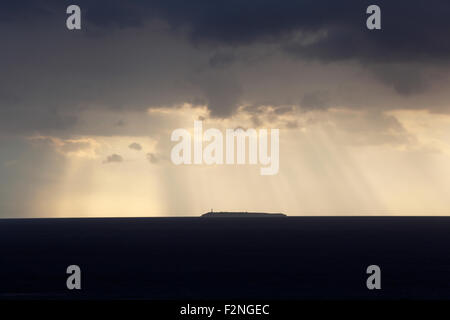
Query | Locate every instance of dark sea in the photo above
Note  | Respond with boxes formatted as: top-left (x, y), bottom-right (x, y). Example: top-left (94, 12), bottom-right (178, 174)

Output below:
top-left (1, 217), bottom-right (450, 300)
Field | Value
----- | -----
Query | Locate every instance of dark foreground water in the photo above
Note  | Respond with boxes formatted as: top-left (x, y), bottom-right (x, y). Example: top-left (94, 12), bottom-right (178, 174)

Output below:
top-left (1, 217), bottom-right (450, 300)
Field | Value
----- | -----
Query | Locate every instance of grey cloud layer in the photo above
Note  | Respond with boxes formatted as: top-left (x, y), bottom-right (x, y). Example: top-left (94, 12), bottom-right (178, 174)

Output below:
top-left (7, 0), bottom-right (449, 62)
top-left (1, 1), bottom-right (450, 136)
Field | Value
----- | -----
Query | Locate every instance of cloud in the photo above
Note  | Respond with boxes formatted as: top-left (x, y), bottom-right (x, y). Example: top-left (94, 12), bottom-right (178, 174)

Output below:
top-left (209, 52), bottom-right (236, 69)
top-left (28, 136), bottom-right (99, 158)
top-left (128, 142), bottom-right (142, 151)
top-left (300, 92), bottom-right (330, 111)
top-left (103, 154), bottom-right (123, 164)
top-left (25, 0), bottom-right (448, 65)
top-left (1, 0), bottom-right (450, 138)
top-left (323, 109), bottom-right (415, 147)
top-left (146, 153), bottom-right (159, 164)
top-left (115, 120), bottom-right (125, 127)
top-left (369, 63), bottom-right (428, 96)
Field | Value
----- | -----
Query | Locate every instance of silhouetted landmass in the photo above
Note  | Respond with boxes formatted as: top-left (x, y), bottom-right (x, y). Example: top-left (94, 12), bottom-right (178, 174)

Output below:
top-left (202, 211), bottom-right (286, 217)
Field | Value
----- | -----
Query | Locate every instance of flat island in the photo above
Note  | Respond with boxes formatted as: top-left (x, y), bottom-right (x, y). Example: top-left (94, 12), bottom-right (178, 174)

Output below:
top-left (201, 211), bottom-right (286, 218)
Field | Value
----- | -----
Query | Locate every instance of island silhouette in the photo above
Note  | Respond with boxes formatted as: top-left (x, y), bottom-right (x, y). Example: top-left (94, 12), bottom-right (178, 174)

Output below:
top-left (202, 210), bottom-right (286, 217)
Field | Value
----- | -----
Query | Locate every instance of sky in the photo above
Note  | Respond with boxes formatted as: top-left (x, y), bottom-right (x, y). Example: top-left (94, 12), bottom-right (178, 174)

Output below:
top-left (1, 0), bottom-right (450, 217)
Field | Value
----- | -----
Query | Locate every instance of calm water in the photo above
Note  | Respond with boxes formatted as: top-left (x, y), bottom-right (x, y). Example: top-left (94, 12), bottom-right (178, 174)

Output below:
top-left (1, 217), bottom-right (450, 300)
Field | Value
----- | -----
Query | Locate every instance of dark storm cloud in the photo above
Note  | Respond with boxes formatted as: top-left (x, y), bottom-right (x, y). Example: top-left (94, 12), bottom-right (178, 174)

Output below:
top-left (209, 53), bottom-right (236, 69)
top-left (1, 0), bottom-right (450, 135)
top-left (91, 0), bottom-right (450, 64)
top-left (369, 63), bottom-right (429, 96)
top-left (3, 0), bottom-right (449, 63)
top-left (194, 71), bottom-right (243, 117)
